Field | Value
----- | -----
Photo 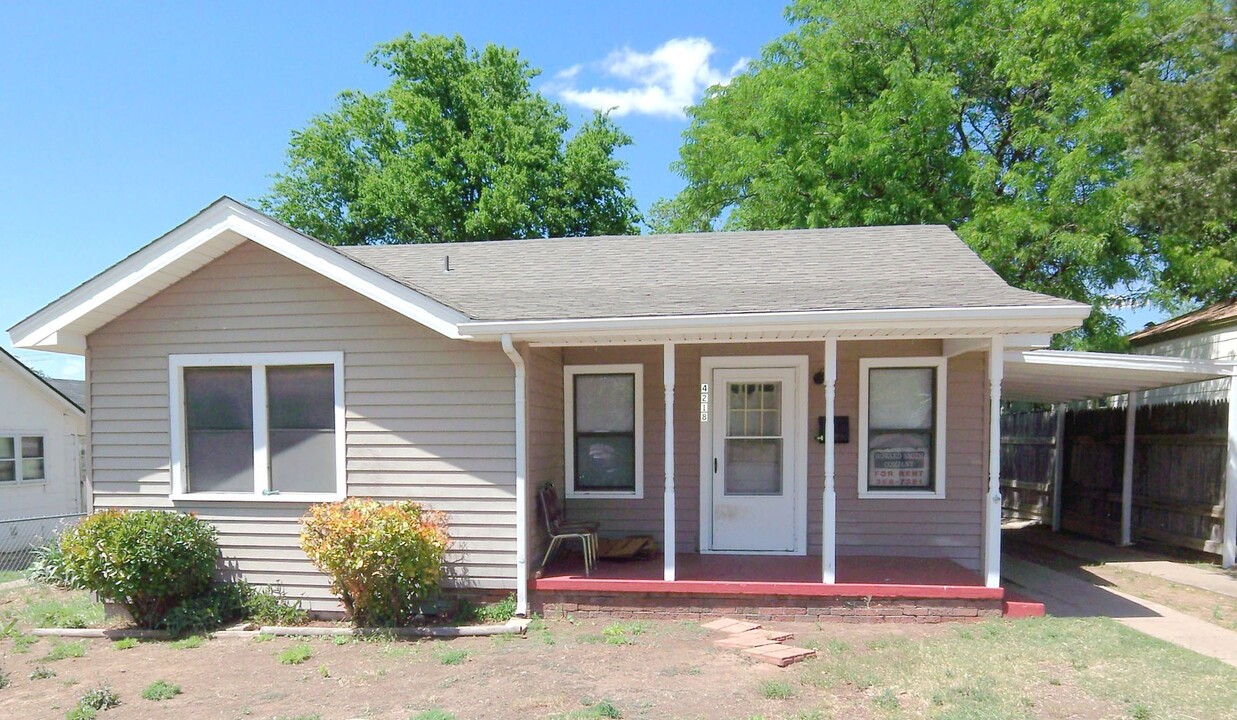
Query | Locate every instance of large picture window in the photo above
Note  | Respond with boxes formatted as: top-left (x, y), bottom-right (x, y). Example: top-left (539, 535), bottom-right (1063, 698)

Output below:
top-left (859, 357), bottom-right (947, 499)
top-left (0, 435), bottom-right (45, 483)
top-left (171, 352), bottom-right (344, 501)
top-left (564, 364), bottom-right (643, 498)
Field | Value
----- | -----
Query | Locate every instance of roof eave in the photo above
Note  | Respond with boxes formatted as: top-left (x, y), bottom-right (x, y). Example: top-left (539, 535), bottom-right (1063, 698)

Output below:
top-left (457, 304), bottom-right (1092, 341)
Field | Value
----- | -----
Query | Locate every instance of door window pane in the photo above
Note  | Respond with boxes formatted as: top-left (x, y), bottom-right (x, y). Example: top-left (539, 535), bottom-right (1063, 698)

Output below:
top-left (726, 383), bottom-right (780, 437)
top-left (725, 438), bottom-right (782, 495)
top-left (268, 365), bottom-right (336, 494)
top-left (185, 367), bottom-right (254, 493)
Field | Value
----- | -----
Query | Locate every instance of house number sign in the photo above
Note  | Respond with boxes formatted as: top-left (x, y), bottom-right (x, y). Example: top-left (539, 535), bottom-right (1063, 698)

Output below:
top-left (700, 383), bottom-right (709, 422)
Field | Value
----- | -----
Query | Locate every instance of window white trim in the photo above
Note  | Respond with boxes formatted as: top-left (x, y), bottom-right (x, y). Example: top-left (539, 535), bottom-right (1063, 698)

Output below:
top-left (564, 363), bottom-right (644, 499)
top-left (169, 351), bottom-right (346, 502)
top-left (858, 356), bottom-right (948, 500)
top-left (0, 431), bottom-right (48, 485)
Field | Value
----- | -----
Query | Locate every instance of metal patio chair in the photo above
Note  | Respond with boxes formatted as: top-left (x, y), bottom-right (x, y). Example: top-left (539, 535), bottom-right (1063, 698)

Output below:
top-left (538, 482), bottom-right (598, 575)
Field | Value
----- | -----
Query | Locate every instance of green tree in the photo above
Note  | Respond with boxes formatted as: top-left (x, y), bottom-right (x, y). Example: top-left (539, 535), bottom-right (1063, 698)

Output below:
top-left (1121, 4), bottom-right (1236, 307)
top-left (262, 34), bottom-right (640, 245)
top-left (660, 0), bottom-right (1200, 348)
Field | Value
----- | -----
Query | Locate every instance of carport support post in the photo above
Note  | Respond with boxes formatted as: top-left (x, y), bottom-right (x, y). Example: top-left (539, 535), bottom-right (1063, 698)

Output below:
top-left (1121, 391), bottom-right (1137, 547)
top-left (984, 335), bottom-right (1004, 588)
top-left (1224, 376), bottom-right (1237, 568)
top-left (822, 338), bottom-right (838, 584)
top-left (1051, 404), bottom-right (1065, 533)
top-left (663, 342), bottom-right (676, 582)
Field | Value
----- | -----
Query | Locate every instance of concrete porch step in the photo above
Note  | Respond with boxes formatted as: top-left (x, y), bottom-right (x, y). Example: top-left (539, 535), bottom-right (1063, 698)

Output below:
top-left (741, 643), bottom-right (818, 667)
top-left (713, 628), bottom-right (795, 648)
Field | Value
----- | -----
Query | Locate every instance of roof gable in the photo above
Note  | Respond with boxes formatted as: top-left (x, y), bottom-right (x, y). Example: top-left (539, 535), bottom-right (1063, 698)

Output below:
top-left (1128, 298), bottom-right (1237, 346)
top-left (0, 347), bottom-right (84, 415)
top-left (8, 197), bottom-right (470, 352)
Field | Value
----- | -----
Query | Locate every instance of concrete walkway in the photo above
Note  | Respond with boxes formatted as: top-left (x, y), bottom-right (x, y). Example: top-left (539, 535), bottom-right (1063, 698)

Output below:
top-left (1013, 526), bottom-right (1237, 600)
top-left (1003, 557), bottom-right (1237, 668)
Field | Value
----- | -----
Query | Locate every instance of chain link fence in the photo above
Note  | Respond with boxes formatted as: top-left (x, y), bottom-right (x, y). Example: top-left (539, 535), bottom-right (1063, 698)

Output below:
top-left (0, 513), bottom-right (84, 581)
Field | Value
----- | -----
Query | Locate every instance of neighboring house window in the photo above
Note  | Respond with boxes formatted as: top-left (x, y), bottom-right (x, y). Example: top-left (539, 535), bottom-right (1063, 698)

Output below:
top-left (564, 364), bottom-right (643, 498)
top-left (170, 352), bottom-right (345, 501)
top-left (858, 357), bottom-right (947, 499)
top-left (0, 435), bottom-right (46, 483)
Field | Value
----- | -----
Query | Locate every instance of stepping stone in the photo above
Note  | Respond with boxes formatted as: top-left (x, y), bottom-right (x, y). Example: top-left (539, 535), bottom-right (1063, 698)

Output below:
top-left (741, 644), bottom-right (817, 668)
top-left (701, 618), bottom-right (763, 634)
top-left (713, 629), bottom-right (795, 649)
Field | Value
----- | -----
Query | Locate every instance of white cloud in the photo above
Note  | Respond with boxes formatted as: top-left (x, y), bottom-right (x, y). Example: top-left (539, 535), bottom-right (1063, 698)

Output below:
top-left (552, 38), bottom-right (747, 119)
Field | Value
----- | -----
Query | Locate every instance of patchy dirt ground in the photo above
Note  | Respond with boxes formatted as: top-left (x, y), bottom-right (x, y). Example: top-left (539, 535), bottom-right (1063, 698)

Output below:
top-left (2, 586), bottom-right (1236, 720)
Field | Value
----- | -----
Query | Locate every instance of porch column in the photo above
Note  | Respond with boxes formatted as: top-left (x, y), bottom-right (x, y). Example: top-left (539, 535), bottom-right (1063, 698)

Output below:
top-left (983, 335), bottom-right (1004, 588)
top-left (1224, 376), bottom-right (1236, 568)
top-left (1051, 403), bottom-right (1065, 532)
top-left (822, 338), bottom-right (838, 583)
top-left (663, 342), bottom-right (676, 581)
top-left (1120, 391), bottom-right (1137, 547)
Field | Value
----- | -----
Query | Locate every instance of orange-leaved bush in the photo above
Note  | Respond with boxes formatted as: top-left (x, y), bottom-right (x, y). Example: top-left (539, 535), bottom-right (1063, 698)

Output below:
top-left (299, 498), bottom-right (449, 626)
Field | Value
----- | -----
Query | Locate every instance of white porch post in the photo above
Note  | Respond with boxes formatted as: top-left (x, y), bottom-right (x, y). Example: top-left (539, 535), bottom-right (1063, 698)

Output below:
top-left (1121, 391), bottom-right (1137, 547)
top-left (663, 342), bottom-right (676, 581)
top-left (1224, 376), bottom-right (1237, 568)
top-left (1051, 403), bottom-right (1065, 532)
top-left (984, 335), bottom-right (1004, 588)
top-left (822, 338), bottom-right (838, 584)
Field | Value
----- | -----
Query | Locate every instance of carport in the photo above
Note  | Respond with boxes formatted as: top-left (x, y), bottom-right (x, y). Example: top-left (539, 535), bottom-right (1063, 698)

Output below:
top-left (1002, 350), bottom-right (1237, 567)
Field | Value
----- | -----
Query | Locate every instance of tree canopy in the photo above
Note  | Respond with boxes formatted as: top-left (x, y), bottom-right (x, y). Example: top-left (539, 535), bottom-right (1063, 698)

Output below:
top-left (262, 34), bottom-right (641, 245)
top-left (1121, 5), bottom-right (1236, 308)
top-left (656, 0), bottom-right (1215, 347)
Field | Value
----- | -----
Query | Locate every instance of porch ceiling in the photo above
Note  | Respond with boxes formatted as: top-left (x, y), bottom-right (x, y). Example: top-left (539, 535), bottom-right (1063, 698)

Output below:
top-left (1003, 350), bottom-right (1234, 403)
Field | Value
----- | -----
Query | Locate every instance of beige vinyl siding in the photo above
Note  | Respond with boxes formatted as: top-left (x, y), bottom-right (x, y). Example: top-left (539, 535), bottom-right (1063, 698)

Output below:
top-left (524, 345), bottom-right (564, 560)
top-left (540, 340), bottom-right (986, 569)
top-left (87, 242), bottom-right (516, 612)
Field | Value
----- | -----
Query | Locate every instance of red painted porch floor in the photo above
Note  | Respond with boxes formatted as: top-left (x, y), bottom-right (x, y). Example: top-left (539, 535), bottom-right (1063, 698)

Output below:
top-left (533, 553), bottom-right (1005, 601)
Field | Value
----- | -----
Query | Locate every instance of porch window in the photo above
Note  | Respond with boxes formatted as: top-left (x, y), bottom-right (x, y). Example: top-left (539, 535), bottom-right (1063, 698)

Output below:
top-left (170, 352), bottom-right (345, 501)
top-left (564, 364), bottom-right (643, 498)
top-left (0, 435), bottom-right (45, 483)
top-left (858, 357), bottom-right (947, 499)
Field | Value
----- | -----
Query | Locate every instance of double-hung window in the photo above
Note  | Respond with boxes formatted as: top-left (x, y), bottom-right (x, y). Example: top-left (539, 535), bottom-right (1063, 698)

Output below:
top-left (170, 352), bottom-right (345, 501)
top-left (0, 435), bottom-right (45, 483)
top-left (564, 364), bottom-right (643, 498)
top-left (859, 357), bottom-right (947, 499)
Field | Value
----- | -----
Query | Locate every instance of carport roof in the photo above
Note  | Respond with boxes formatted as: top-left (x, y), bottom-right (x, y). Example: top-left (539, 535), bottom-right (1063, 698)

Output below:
top-left (1003, 350), bottom-right (1235, 404)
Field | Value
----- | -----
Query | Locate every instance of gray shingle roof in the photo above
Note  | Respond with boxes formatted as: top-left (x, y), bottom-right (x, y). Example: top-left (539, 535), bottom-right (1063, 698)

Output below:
top-left (47, 378), bottom-right (86, 409)
top-left (336, 225), bottom-right (1081, 322)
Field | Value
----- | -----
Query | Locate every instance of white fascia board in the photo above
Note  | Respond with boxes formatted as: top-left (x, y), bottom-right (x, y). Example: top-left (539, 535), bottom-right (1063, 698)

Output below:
top-left (1007, 349), bottom-right (1237, 378)
top-left (458, 304), bottom-right (1092, 340)
top-left (10, 198), bottom-right (469, 352)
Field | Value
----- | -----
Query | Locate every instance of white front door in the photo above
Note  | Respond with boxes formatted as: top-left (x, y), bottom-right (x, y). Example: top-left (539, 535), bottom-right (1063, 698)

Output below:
top-left (705, 365), bottom-right (804, 553)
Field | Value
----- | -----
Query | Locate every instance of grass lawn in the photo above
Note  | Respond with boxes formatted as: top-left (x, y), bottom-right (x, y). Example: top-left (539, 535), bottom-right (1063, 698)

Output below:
top-left (1, 586), bottom-right (1235, 718)
top-left (0, 570), bottom-right (27, 584)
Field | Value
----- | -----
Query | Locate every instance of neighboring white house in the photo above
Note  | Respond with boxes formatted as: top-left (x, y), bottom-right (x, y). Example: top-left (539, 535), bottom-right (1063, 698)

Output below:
top-left (0, 347), bottom-right (86, 543)
top-left (1130, 299), bottom-right (1237, 405)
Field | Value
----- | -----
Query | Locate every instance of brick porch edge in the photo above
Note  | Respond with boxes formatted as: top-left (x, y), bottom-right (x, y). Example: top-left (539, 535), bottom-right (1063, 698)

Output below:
top-left (532, 592), bottom-right (1002, 623)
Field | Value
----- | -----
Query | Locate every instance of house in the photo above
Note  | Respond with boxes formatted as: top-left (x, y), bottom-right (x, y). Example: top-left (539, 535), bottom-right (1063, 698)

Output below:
top-left (0, 347), bottom-right (86, 552)
top-left (7, 196), bottom-right (1166, 620)
top-left (1129, 299), bottom-right (1237, 405)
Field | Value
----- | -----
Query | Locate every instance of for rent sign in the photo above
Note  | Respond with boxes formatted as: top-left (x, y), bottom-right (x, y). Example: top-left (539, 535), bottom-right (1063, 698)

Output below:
top-left (869, 448), bottom-right (929, 488)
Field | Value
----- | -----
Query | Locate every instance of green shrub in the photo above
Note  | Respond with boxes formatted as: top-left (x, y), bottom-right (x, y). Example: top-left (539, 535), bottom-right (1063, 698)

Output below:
top-left (300, 499), bottom-right (449, 626)
top-left (461, 594), bottom-right (516, 624)
top-left (29, 666), bottom-right (56, 680)
top-left (141, 680), bottom-right (181, 701)
top-left (163, 581), bottom-right (308, 635)
top-left (60, 510), bottom-right (218, 628)
top-left (27, 540), bottom-right (83, 590)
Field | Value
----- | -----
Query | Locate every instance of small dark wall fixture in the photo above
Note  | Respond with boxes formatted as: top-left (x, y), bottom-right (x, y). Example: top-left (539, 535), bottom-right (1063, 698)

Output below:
top-left (816, 416), bottom-right (849, 444)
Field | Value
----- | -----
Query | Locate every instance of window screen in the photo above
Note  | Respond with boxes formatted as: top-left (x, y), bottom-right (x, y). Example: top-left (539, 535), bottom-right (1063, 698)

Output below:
top-left (267, 365), bottom-right (336, 494)
top-left (184, 367), bottom-right (255, 493)
top-left (867, 367), bottom-right (935, 491)
top-left (573, 373), bottom-right (636, 492)
top-left (21, 436), bottom-right (44, 481)
top-left (0, 437), bottom-right (14, 483)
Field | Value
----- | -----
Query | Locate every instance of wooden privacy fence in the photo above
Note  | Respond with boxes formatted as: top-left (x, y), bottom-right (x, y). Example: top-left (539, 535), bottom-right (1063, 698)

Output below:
top-left (1001, 400), bottom-right (1229, 556)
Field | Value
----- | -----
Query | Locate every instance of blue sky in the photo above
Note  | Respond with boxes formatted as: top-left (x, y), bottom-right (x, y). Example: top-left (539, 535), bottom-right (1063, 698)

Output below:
top-left (0, 1), bottom-right (1164, 380)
